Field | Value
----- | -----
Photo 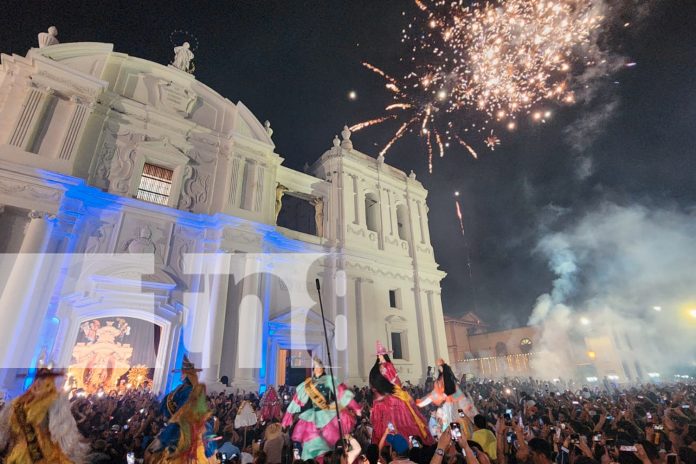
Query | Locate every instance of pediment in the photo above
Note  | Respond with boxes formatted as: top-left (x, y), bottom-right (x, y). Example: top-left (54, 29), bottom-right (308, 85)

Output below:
top-left (135, 138), bottom-right (189, 164)
top-left (269, 308), bottom-right (333, 330)
top-left (233, 101), bottom-right (275, 148)
top-left (385, 314), bottom-right (408, 324)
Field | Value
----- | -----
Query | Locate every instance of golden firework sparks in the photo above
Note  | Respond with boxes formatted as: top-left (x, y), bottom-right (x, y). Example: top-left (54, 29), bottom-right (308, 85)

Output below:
top-left (485, 130), bottom-right (501, 150)
top-left (350, 0), bottom-right (632, 171)
top-left (350, 115), bottom-right (398, 132)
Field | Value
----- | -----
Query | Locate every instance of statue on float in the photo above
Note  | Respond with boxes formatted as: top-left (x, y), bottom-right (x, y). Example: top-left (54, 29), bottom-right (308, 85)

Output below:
top-left (0, 358), bottom-right (89, 464)
top-left (368, 341), bottom-right (433, 444)
top-left (281, 357), bottom-right (361, 460)
top-left (417, 358), bottom-right (478, 432)
top-left (259, 386), bottom-right (283, 423)
top-left (145, 356), bottom-right (214, 464)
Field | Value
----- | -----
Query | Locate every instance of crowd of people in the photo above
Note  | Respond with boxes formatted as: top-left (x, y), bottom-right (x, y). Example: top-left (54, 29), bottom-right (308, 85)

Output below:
top-left (0, 357), bottom-right (695, 464)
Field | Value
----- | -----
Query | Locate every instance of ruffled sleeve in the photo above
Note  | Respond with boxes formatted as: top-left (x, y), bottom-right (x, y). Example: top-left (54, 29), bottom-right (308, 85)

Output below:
top-left (48, 394), bottom-right (90, 464)
top-left (336, 382), bottom-right (361, 414)
top-left (281, 381), bottom-right (309, 427)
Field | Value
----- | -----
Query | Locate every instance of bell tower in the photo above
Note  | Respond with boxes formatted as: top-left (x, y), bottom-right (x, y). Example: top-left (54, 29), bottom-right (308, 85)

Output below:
top-left (310, 127), bottom-right (448, 385)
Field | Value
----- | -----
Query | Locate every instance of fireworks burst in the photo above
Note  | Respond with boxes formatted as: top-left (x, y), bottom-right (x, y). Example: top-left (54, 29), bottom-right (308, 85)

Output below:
top-left (485, 130), bottom-right (501, 150)
top-left (353, 0), bottom-right (628, 171)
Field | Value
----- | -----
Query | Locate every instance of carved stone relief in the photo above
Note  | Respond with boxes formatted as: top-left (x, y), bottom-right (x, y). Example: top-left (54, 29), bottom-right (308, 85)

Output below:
top-left (179, 164), bottom-right (211, 212)
top-left (169, 224), bottom-right (201, 279)
top-left (110, 147), bottom-right (137, 195)
top-left (116, 217), bottom-right (169, 264)
top-left (93, 143), bottom-right (117, 189)
top-left (82, 213), bottom-right (117, 254)
top-left (156, 79), bottom-right (198, 117)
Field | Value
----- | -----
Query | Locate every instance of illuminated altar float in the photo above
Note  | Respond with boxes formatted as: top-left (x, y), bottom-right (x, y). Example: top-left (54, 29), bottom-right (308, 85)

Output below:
top-left (68, 320), bottom-right (133, 393)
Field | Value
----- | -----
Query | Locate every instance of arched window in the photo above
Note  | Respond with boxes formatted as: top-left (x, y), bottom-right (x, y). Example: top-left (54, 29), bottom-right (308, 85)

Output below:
top-left (365, 192), bottom-right (380, 233)
top-left (396, 204), bottom-right (410, 241)
top-left (519, 337), bottom-right (533, 354)
top-left (495, 342), bottom-right (508, 357)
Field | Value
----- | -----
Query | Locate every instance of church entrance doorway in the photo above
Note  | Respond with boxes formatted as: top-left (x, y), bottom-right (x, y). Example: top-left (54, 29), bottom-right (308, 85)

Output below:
top-left (276, 349), bottom-right (312, 386)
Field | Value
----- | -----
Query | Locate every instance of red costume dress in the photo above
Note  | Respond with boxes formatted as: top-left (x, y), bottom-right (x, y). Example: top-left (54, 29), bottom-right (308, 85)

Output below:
top-left (259, 386), bottom-right (283, 423)
top-left (369, 359), bottom-right (433, 445)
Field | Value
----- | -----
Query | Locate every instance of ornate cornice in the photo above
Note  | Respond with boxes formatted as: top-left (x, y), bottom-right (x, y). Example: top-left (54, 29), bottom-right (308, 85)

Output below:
top-left (0, 175), bottom-right (63, 203)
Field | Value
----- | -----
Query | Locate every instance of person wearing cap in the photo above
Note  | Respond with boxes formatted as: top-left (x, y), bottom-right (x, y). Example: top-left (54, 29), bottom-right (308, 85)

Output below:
top-left (385, 433), bottom-right (417, 464)
top-left (0, 358), bottom-right (89, 463)
top-left (281, 357), bottom-right (362, 460)
top-left (144, 355), bottom-right (212, 463)
top-left (369, 341), bottom-right (433, 445)
top-left (417, 359), bottom-right (478, 432)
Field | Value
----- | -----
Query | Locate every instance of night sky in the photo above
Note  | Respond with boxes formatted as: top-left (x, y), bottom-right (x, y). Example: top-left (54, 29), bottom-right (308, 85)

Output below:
top-left (3, 1), bottom-right (694, 328)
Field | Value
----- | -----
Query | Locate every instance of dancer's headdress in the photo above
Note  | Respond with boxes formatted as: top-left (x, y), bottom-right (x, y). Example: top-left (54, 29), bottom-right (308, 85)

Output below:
top-left (375, 340), bottom-right (391, 356)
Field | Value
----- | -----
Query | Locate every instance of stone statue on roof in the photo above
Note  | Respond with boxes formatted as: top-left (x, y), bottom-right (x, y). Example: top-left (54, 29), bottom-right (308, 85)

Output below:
top-left (172, 42), bottom-right (194, 73)
top-left (38, 26), bottom-right (59, 48)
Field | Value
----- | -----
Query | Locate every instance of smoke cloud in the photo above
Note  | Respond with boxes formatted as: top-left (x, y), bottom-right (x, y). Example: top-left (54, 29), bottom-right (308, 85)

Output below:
top-left (529, 202), bottom-right (696, 381)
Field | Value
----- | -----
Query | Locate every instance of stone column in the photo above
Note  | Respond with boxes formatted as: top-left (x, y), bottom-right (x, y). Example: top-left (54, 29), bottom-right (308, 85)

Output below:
top-left (421, 205), bottom-right (432, 245)
top-left (254, 164), bottom-right (265, 213)
top-left (388, 190), bottom-right (398, 237)
top-left (412, 287), bottom-right (434, 381)
top-left (227, 256), bottom-right (262, 391)
top-left (345, 276), bottom-right (367, 384)
top-left (57, 96), bottom-right (92, 161)
top-left (225, 156), bottom-right (242, 210)
top-left (200, 253), bottom-right (231, 390)
top-left (416, 201), bottom-right (427, 244)
top-left (429, 292), bottom-right (449, 361)
top-left (7, 84), bottom-right (55, 152)
top-left (350, 175), bottom-right (360, 225)
top-left (0, 210), bottom-right (54, 392)
top-left (244, 160), bottom-right (259, 211)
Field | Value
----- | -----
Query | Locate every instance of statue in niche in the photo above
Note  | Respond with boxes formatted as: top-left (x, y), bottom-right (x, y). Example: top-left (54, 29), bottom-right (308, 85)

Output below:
top-left (311, 197), bottom-right (324, 238)
top-left (275, 184), bottom-right (288, 223)
top-left (172, 42), bottom-right (194, 73)
top-left (38, 26), bottom-right (59, 48)
top-left (126, 226), bottom-right (156, 254)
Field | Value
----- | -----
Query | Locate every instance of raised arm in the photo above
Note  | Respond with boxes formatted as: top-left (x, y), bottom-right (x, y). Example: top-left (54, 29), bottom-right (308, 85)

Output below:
top-left (380, 362), bottom-right (402, 387)
top-left (282, 382), bottom-right (309, 428)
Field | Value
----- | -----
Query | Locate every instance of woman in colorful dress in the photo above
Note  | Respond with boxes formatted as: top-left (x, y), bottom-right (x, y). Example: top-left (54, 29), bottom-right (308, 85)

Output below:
top-left (369, 341), bottom-right (433, 445)
top-left (417, 358), bottom-right (478, 432)
top-left (281, 357), bottom-right (361, 460)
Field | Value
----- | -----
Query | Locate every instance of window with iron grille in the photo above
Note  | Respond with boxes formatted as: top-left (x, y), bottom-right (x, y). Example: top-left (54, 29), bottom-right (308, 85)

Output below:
top-left (137, 163), bottom-right (174, 206)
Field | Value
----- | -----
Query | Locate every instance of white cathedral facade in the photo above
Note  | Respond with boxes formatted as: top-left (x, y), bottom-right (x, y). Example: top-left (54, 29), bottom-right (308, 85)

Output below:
top-left (0, 40), bottom-right (448, 395)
